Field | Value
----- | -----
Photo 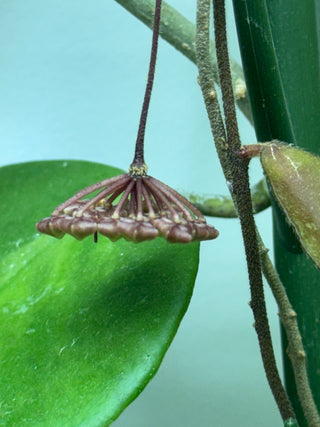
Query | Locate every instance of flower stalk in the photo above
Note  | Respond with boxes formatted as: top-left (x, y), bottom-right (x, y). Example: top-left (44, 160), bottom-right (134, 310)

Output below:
top-left (114, 0), bottom-right (252, 123)
top-left (36, 0), bottom-right (218, 244)
top-left (131, 0), bottom-right (162, 168)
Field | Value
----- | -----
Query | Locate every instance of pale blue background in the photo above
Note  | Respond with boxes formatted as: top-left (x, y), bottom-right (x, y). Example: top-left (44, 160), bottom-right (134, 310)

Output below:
top-left (0, 1), bottom-right (282, 426)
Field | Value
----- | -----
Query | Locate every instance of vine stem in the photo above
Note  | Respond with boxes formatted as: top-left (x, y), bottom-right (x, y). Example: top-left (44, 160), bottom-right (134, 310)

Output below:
top-left (259, 237), bottom-right (320, 426)
top-left (212, 0), bottom-right (294, 420)
top-left (196, 0), bottom-right (295, 421)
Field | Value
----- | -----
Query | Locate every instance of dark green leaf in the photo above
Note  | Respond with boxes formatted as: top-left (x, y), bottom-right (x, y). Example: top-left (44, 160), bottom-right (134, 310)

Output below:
top-left (0, 161), bottom-right (199, 426)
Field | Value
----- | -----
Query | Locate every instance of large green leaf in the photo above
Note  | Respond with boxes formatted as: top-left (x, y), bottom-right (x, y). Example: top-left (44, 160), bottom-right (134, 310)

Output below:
top-left (0, 161), bottom-right (199, 426)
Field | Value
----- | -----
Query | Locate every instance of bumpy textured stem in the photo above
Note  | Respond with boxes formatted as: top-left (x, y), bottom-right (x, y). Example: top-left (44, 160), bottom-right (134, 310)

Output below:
top-left (197, 0), bottom-right (294, 421)
top-left (212, 0), bottom-right (294, 420)
top-left (196, 1), bottom-right (229, 177)
top-left (260, 237), bottom-right (320, 427)
top-left (114, 0), bottom-right (252, 123)
top-left (232, 1), bottom-right (320, 423)
top-left (193, 175), bottom-right (317, 424)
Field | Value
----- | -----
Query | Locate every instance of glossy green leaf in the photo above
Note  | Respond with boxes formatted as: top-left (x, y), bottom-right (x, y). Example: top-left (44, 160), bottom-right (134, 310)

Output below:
top-left (260, 143), bottom-right (320, 270)
top-left (0, 160), bottom-right (200, 426)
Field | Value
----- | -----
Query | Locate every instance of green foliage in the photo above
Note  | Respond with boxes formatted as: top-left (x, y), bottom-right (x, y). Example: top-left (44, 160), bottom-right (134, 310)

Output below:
top-left (0, 161), bottom-right (199, 426)
top-left (261, 143), bottom-right (320, 270)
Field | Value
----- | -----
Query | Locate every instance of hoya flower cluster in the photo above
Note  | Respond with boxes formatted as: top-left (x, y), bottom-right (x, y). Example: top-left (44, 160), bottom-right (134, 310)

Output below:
top-left (37, 169), bottom-right (218, 243)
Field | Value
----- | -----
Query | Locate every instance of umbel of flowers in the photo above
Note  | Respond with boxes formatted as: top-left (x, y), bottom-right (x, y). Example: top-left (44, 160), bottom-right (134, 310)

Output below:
top-left (36, 166), bottom-right (218, 243)
top-left (36, 0), bottom-right (218, 244)
top-left (36, 164), bottom-right (218, 243)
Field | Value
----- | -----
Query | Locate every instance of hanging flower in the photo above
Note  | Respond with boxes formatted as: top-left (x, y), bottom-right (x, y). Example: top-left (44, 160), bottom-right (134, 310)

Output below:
top-left (36, 0), bottom-right (219, 244)
top-left (36, 166), bottom-right (219, 243)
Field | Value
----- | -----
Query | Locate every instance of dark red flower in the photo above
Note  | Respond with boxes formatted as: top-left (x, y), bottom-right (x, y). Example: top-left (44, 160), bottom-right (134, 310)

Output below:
top-left (36, 171), bottom-right (218, 244)
top-left (36, 1), bottom-right (219, 244)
